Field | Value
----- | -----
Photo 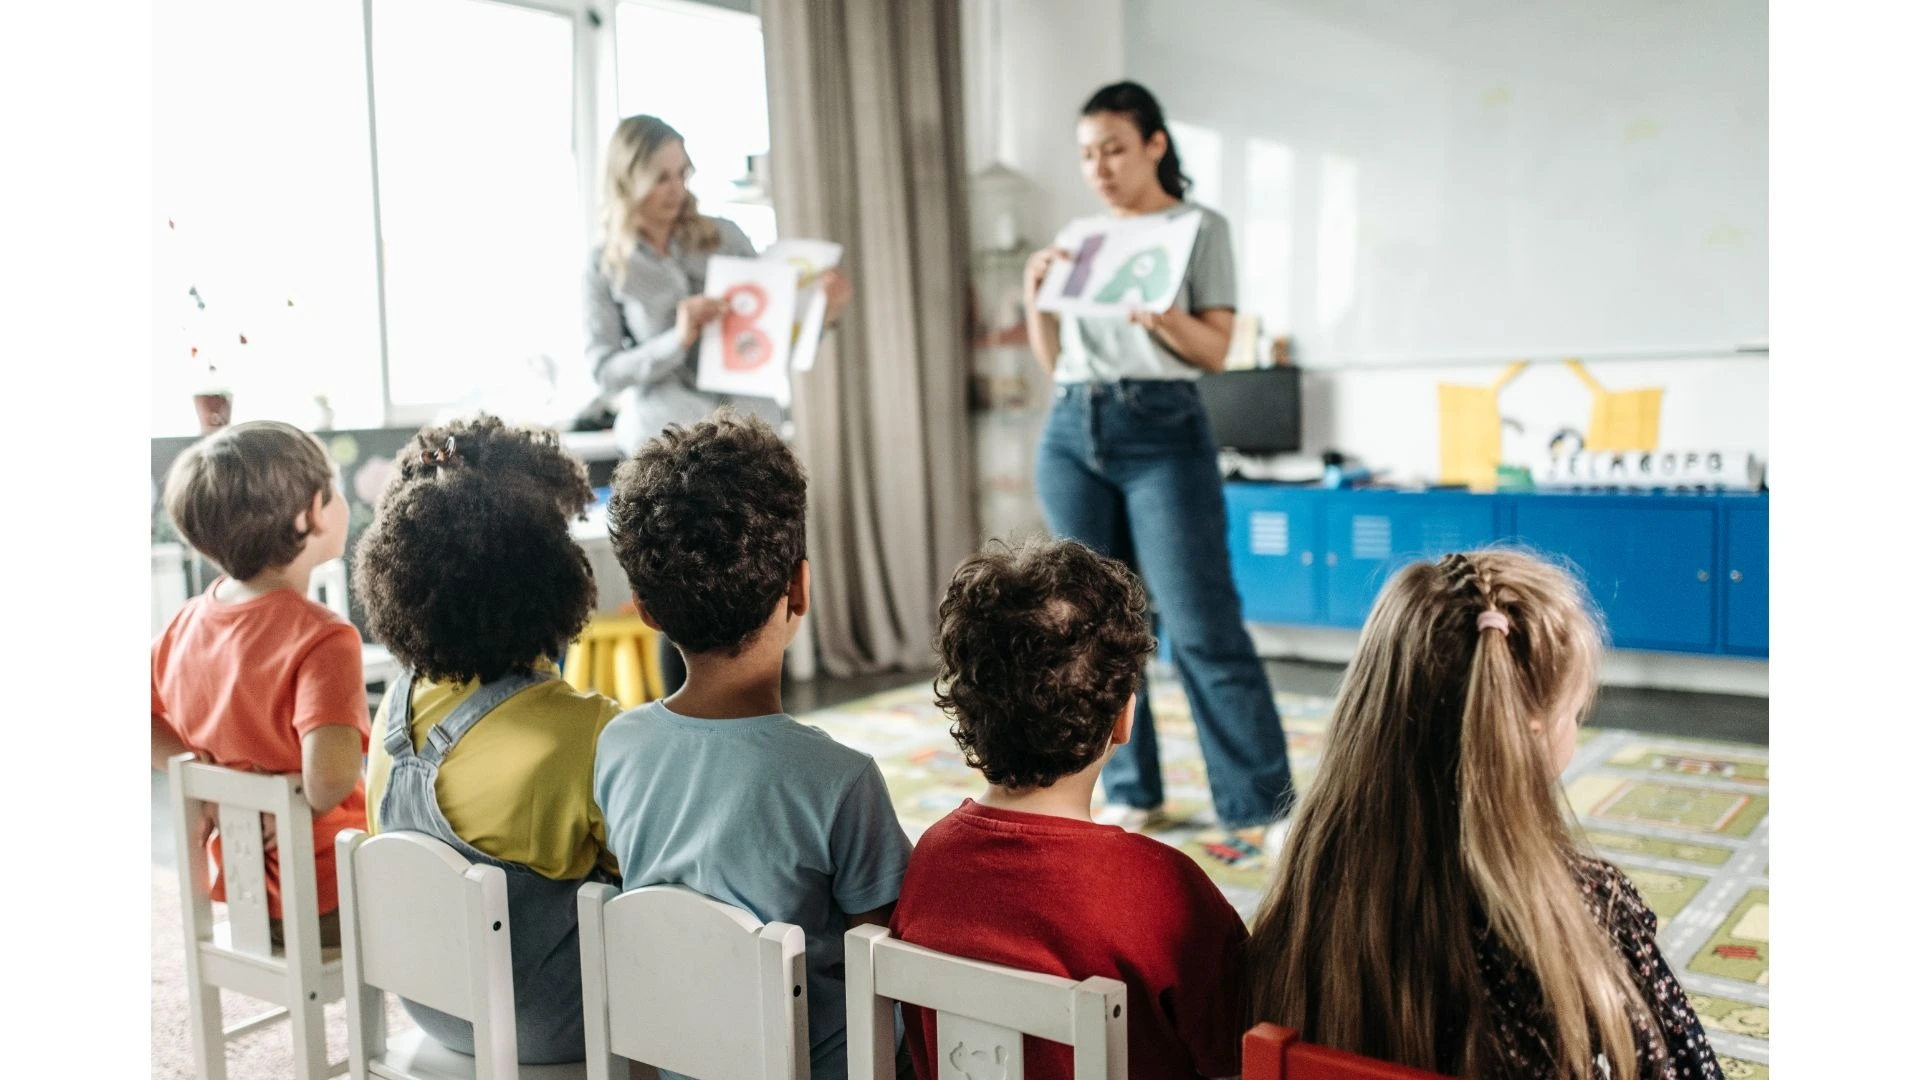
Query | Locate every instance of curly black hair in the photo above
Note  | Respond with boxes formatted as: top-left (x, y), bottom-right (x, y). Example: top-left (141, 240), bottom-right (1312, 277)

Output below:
top-left (353, 464), bottom-right (595, 685)
top-left (384, 413), bottom-right (593, 517)
top-left (607, 409), bottom-right (807, 656)
top-left (934, 538), bottom-right (1157, 790)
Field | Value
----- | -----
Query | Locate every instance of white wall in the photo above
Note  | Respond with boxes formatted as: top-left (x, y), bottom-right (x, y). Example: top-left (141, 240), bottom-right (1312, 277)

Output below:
top-left (961, 0), bottom-right (1123, 243)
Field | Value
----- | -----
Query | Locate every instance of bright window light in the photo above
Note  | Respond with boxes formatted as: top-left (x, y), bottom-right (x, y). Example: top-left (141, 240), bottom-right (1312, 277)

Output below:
top-left (370, 0), bottom-right (584, 421)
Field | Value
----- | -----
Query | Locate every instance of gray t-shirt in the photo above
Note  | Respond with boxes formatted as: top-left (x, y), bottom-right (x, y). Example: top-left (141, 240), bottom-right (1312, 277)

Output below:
top-left (594, 700), bottom-right (913, 1079)
top-left (1053, 202), bottom-right (1237, 383)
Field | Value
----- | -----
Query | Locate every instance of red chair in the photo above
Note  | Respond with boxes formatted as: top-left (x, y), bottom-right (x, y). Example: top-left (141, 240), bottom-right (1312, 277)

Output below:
top-left (1243, 1023), bottom-right (1453, 1079)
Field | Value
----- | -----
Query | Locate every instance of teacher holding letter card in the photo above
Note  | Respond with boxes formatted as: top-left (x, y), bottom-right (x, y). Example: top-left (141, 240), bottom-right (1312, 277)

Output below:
top-left (1023, 81), bottom-right (1295, 861)
top-left (584, 114), bottom-right (853, 456)
top-left (584, 114), bottom-right (852, 692)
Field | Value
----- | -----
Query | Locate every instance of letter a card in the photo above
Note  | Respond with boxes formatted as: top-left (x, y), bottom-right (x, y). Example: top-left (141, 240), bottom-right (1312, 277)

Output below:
top-left (1034, 209), bottom-right (1203, 317)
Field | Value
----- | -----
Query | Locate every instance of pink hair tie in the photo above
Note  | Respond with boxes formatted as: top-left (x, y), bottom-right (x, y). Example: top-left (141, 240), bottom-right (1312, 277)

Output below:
top-left (1477, 609), bottom-right (1510, 636)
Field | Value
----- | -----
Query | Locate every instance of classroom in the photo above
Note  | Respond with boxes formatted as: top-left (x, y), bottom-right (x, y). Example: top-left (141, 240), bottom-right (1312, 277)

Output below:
top-left (31, 0), bottom-right (1881, 1075)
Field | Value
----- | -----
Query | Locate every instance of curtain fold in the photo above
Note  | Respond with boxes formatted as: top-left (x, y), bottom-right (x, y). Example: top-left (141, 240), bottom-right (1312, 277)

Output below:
top-left (763, 0), bottom-right (976, 676)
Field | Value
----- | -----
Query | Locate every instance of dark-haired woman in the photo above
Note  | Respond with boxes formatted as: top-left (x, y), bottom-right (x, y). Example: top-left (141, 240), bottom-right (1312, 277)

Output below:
top-left (357, 416), bottom-right (621, 1065)
top-left (1024, 81), bottom-right (1294, 861)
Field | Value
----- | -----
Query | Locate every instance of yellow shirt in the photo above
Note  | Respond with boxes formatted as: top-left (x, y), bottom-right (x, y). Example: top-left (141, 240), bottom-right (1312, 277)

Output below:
top-left (366, 665), bottom-right (622, 880)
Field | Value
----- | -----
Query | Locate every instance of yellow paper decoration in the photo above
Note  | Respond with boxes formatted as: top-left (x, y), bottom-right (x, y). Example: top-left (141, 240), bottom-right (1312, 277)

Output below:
top-left (1566, 359), bottom-right (1663, 452)
top-left (1438, 361), bottom-right (1528, 490)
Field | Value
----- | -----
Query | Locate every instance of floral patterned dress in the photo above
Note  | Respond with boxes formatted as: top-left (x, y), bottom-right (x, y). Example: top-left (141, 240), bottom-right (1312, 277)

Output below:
top-left (1475, 855), bottom-right (1725, 1079)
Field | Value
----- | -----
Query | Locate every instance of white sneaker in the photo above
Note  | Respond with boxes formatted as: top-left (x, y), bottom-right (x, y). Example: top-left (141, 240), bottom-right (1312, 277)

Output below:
top-left (1262, 816), bottom-right (1293, 861)
top-left (1094, 804), bottom-right (1169, 832)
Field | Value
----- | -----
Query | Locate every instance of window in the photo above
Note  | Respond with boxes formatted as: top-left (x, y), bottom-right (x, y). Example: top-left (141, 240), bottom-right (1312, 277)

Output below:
top-left (150, 0), bottom-right (770, 434)
top-left (152, 0), bottom-right (382, 435)
top-left (615, 0), bottom-right (776, 249)
top-left (369, 0), bottom-right (585, 422)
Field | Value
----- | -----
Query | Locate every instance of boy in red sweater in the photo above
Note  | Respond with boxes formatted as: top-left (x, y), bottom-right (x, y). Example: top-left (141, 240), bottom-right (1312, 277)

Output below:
top-left (890, 538), bottom-right (1247, 1079)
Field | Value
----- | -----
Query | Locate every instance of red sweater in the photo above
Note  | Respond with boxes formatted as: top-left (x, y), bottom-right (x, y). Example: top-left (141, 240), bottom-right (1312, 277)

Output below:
top-left (889, 800), bottom-right (1247, 1079)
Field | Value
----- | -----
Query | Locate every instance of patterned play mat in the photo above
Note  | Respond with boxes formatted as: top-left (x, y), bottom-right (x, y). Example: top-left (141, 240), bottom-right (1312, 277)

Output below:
top-left (801, 680), bottom-right (1772, 1077)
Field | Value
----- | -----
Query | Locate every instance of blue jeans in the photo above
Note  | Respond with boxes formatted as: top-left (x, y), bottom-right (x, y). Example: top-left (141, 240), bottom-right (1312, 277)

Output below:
top-left (1034, 380), bottom-right (1295, 829)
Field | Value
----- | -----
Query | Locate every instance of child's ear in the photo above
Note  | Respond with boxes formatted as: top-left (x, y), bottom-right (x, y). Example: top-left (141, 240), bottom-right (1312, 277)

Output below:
top-left (788, 560), bottom-right (810, 620)
top-left (633, 598), bottom-right (664, 633)
top-left (1110, 692), bottom-right (1137, 749)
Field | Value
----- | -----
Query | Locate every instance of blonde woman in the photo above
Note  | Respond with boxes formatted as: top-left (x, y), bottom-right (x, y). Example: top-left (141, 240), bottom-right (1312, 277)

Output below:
top-left (1246, 550), bottom-right (1723, 1080)
top-left (584, 115), bottom-right (852, 455)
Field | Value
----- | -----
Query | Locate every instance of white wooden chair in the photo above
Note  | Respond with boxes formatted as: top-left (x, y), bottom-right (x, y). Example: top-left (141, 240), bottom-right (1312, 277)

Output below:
top-left (168, 753), bottom-right (347, 1079)
top-left (334, 829), bottom-right (588, 1080)
top-left (844, 925), bottom-right (1128, 1080)
top-left (576, 883), bottom-right (809, 1080)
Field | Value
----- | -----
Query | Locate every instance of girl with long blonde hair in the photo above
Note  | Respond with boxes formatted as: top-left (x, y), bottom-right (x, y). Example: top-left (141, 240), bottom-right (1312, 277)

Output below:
top-left (1247, 550), bottom-right (1723, 1079)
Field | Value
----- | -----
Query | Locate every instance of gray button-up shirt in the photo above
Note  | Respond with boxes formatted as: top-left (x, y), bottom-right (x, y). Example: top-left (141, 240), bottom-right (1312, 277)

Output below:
top-left (584, 216), bottom-right (782, 452)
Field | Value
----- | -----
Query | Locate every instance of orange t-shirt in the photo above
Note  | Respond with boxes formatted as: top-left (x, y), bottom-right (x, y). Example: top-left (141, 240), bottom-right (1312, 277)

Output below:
top-left (151, 583), bottom-right (370, 917)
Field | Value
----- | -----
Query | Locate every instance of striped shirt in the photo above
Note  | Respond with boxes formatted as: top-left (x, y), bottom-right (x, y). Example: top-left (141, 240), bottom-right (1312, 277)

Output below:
top-left (583, 216), bottom-right (782, 452)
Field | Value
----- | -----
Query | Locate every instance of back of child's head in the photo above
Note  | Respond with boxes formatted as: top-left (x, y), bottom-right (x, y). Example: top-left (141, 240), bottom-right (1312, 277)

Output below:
top-left (163, 420), bottom-right (336, 581)
top-left (607, 408), bottom-right (806, 656)
top-left (933, 538), bottom-right (1156, 790)
top-left (354, 415), bottom-right (595, 685)
top-left (384, 412), bottom-right (594, 515)
top-left (1248, 548), bottom-right (1643, 1077)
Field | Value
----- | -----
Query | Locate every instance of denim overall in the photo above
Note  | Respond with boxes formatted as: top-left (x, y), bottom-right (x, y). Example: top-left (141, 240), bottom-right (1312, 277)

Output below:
top-left (379, 671), bottom-right (609, 1064)
top-left (1035, 379), bottom-right (1296, 829)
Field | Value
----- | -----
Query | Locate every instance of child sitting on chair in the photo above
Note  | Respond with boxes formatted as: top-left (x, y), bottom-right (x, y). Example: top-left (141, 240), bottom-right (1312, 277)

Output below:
top-left (151, 420), bottom-right (369, 948)
top-left (891, 537), bottom-right (1249, 1080)
top-left (595, 409), bottom-right (914, 1080)
top-left (355, 414), bottom-right (621, 1065)
top-left (1245, 550), bottom-right (1722, 1079)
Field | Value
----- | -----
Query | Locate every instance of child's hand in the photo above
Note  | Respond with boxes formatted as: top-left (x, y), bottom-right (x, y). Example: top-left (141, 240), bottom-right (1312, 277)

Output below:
top-left (193, 801), bottom-right (221, 849)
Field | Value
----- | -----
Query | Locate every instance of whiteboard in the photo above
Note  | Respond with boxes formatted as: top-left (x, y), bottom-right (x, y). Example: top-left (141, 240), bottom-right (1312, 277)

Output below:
top-left (1127, 0), bottom-right (1768, 367)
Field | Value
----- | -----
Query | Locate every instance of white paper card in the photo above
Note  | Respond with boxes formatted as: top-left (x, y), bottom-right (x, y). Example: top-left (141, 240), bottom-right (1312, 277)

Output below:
top-left (764, 239), bottom-right (845, 373)
top-left (696, 255), bottom-right (799, 401)
top-left (1034, 210), bottom-right (1204, 317)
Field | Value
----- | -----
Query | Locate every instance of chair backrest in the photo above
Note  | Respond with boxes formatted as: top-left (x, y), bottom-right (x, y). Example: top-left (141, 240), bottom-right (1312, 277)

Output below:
top-left (335, 829), bottom-right (519, 1077)
top-left (577, 883), bottom-right (808, 1080)
top-left (1242, 1023), bottom-right (1452, 1080)
top-left (168, 753), bottom-right (320, 962)
top-left (843, 925), bottom-right (1126, 1080)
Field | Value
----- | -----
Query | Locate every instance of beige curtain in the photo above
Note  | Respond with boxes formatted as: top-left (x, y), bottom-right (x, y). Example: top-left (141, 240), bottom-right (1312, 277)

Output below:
top-left (763, 0), bottom-right (976, 676)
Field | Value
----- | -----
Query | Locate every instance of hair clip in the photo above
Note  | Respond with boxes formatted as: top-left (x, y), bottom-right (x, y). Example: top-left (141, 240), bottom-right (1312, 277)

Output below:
top-left (1476, 609), bottom-right (1510, 636)
top-left (419, 435), bottom-right (458, 469)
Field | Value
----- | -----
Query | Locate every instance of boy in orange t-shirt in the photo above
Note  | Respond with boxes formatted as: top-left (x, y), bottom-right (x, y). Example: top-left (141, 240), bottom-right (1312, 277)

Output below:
top-left (151, 421), bottom-right (370, 944)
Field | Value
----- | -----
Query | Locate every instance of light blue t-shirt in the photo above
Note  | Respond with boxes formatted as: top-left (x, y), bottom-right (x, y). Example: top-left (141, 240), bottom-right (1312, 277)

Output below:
top-left (594, 700), bottom-right (914, 1079)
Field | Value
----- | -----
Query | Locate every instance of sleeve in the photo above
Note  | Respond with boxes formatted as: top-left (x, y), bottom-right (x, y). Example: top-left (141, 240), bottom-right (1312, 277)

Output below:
top-left (827, 757), bottom-right (915, 914)
top-left (584, 256), bottom-right (690, 395)
top-left (291, 624), bottom-right (369, 747)
top-left (1169, 867), bottom-right (1253, 1079)
top-left (1601, 866), bottom-right (1726, 1079)
top-left (1187, 210), bottom-right (1238, 313)
top-left (715, 216), bottom-right (759, 258)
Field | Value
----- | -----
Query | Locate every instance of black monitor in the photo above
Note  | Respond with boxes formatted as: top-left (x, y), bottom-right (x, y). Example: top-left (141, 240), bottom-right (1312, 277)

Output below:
top-left (1196, 367), bottom-right (1302, 454)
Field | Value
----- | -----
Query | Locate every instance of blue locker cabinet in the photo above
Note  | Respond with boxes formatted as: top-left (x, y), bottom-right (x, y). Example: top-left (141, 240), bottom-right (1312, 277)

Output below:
top-left (1323, 492), bottom-right (1502, 628)
top-left (1225, 485), bottom-right (1323, 625)
top-left (1511, 497), bottom-right (1717, 653)
top-left (1721, 502), bottom-right (1769, 655)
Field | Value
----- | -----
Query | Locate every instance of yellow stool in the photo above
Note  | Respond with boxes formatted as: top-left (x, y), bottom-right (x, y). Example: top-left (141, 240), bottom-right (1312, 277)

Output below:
top-left (562, 614), bottom-right (665, 708)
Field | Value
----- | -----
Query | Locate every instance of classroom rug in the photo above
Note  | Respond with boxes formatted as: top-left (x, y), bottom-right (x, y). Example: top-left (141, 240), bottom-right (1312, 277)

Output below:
top-left (800, 679), bottom-right (1772, 1076)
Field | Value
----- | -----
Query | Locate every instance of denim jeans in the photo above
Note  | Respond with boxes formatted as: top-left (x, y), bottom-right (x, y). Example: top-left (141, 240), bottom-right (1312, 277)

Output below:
top-left (1034, 380), bottom-right (1296, 829)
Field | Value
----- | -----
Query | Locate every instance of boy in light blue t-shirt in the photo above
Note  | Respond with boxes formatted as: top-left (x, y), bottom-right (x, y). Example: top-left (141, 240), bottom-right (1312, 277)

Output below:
top-left (594, 409), bottom-right (913, 1079)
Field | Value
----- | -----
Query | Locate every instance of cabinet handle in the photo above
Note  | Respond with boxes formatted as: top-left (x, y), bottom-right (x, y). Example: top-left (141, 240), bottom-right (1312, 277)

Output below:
top-left (1696, 570), bottom-right (1709, 583)
top-left (1301, 551), bottom-right (1314, 566)
top-left (1729, 570), bottom-right (1744, 583)
top-left (1326, 552), bottom-right (1339, 567)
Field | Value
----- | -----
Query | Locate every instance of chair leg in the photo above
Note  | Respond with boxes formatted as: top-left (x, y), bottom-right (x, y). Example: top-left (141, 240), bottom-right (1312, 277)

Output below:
top-left (288, 990), bottom-right (329, 1080)
top-left (185, 982), bottom-right (227, 1080)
